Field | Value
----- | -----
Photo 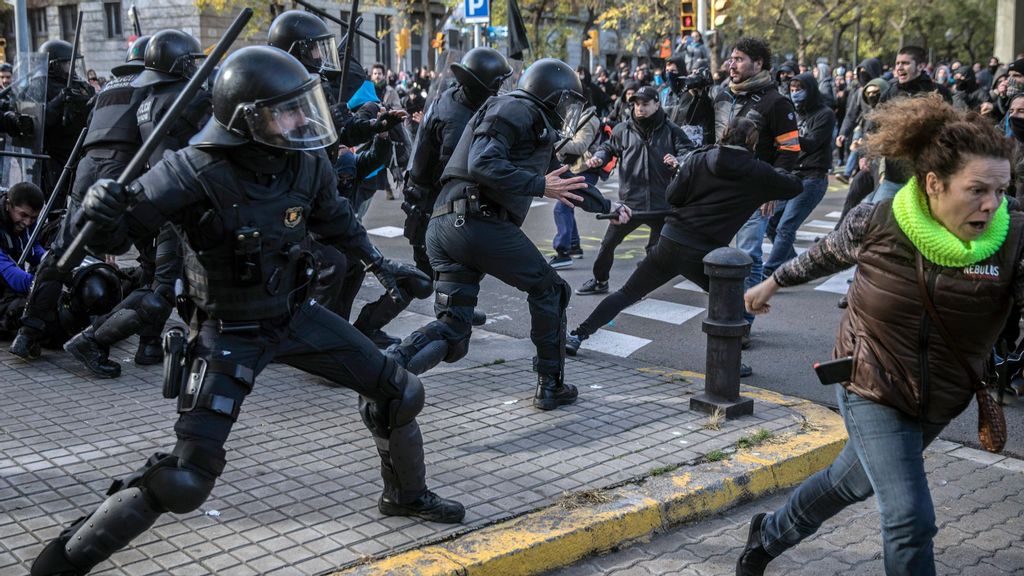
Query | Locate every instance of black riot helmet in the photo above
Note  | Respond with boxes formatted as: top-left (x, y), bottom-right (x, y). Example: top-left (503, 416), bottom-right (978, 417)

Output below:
top-left (111, 35), bottom-right (151, 77)
top-left (450, 47), bottom-right (513, 96)
top-left (131, 29), bottom-right (205, 88)
top-left (190, 46), bottom-right (337, 150)
top-left (38, 39), bottom-right (75, 79)
top-left (516, 58), bottom-right (586, 137)
top-left (267, 10), bottom-right (341, 76)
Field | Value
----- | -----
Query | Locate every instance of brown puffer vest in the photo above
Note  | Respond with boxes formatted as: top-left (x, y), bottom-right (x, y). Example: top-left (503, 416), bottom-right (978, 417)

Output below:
top-left (836, 199), bottom-right (1024, 424)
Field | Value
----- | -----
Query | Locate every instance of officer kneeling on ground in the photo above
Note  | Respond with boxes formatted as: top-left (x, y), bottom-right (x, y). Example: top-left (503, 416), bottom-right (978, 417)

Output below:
top-left (31, 46), bottom-right (463, 576)
top-left (387, 58), bottom-right (631, 411)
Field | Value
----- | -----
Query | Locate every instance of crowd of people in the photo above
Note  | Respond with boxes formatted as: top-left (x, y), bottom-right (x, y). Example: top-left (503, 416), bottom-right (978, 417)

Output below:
top-left (0, 13), bottom-right (1021, 575)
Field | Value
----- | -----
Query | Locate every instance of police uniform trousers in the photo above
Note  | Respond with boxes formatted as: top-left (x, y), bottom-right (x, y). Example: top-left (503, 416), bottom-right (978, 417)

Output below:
top-left (37, 300), bottom-right (431, 573)
top-left (410, 211), bottom-right (569, 376)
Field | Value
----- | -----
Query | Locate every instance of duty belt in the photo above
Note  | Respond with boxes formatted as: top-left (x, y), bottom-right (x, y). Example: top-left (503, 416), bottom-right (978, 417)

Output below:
top-left (432, 190), bottom-right (510, 227)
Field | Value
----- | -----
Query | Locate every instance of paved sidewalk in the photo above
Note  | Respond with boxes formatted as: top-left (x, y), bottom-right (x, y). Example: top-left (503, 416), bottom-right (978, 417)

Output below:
top-left (546, 443), bottom-right (1024, 576)
top-left (0, 331), bottom-right (832, 576)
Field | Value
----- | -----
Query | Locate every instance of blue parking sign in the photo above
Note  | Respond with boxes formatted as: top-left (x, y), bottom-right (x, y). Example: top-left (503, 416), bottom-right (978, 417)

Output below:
top-left (465, 0), bottom-right (489, 23)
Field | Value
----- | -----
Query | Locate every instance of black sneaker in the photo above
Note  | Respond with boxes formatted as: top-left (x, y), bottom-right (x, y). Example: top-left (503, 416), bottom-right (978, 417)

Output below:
top-left (534, 373), bottom-right (579, 410)
top-left (837, 296), bottom-right (849, 309)
top-left (548, 253), bottom-right (574, 269)
top-left (736, 512), bottom-right (775, 576)
top-left (64, 330), bottom-right (122, 379)
top-left (378, 490), bottom-right (465, 523)
top-left (741, 334), bottom-right (752, 350)
top-left (565, 332), bottom-right (583, 356)
top-left (472, 310), bottom-right (487, 326)
top-left (576, 278), bottom-right (608, 295)
top-left (568, 246), bottom-right (584, 259)
top-left (740, 363), bottom-right (753, 378)
top-left (836, 174), bottom-right (850, 184)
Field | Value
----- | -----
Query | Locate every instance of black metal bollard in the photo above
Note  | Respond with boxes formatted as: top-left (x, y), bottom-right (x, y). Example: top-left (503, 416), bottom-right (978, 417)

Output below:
top-left (690, 247), bottom-right (754, 419)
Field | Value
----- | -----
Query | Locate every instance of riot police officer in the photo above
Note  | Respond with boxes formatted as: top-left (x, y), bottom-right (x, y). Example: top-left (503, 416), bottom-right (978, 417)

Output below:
top-left (267, 9), bottom-right (404, 148)
top-left (110, 34), bottom-right (151, 78)
top-left (8, 37), bottom-right (148, 361)
top-left (38, 39), bottom-right (95, 192)
top-left (30, 45), bottom-right (462, 576)
top-left (62, 29), bottom-right (210, 376)
top-left (387, 58), bottom-right (630, 410)
top-left (352, 47), bottom-right (512, 346)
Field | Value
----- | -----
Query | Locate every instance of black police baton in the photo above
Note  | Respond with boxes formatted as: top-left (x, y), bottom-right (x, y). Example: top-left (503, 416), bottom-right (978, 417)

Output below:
top-left (16, 128), bottom-right (86, 267)
top-left (61, 11), bottom-right (84, 127)
top-left (338, 0), bottom-right (362, 103)
top-left (57, 7), bottom-right (253, 274)
top-left (292, 0), bottom-right (378, 44)
top-left (596, 210), bottom-right (671, 220)
top-left (0, 150), bottom-right (50, 160)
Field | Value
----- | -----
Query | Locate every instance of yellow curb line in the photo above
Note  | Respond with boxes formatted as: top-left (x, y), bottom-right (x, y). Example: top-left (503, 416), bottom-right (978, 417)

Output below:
top-left (331, 390), bottom-right (847, 576)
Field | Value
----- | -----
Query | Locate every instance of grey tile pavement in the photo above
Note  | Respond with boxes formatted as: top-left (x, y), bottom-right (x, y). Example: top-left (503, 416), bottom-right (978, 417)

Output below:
top-left (545, 447), bottom-right (1024, 576)
top-left (0, 339), bottom-right (801, 575)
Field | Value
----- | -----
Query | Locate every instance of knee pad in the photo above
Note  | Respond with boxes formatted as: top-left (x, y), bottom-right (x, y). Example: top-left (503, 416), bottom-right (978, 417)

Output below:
top-left (138, 288), bottom-right (174, 324)
top-left (361, 359), bottom-right (425, 436)
top-left (142, 453), bottom-right (218, 514)
top-left (397, 274), bottom-right (433, 300)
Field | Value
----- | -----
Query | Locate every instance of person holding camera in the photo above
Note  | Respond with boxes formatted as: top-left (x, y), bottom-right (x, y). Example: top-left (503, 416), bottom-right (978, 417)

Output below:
top-left (577, 85), bottom-right (694, 296)
top-left (739, 95), bottom-right (1018, 576)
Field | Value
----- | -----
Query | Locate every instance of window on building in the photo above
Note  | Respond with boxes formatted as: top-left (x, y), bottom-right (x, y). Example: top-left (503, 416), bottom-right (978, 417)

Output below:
top-left (28, 8), bottom-right (47, 51)
top-left (375, 14), bottom-right (392, 70)
top-left (59, 5), bottom-right (78, 44)
top-left (104, 2), bottom-right (123, 39)
top-left (339, 10), bottom-right (361, 63)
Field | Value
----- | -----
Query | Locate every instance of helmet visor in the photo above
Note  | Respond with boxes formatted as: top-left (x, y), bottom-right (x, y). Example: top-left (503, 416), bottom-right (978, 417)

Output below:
top-left (243, 78), bottom-right (338, 150)
top-left (552, 91), bottom-right (585, 138)
top-left (297, 36), bottom-right (341, 74)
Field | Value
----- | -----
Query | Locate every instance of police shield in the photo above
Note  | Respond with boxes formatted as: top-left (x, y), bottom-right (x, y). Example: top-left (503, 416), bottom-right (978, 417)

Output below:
top-left (10, 53), bottom-right (47, 153)
top-left (423, 49), bottom-right (465, 111)
top-left (499, 57), bottom-right (525, 95)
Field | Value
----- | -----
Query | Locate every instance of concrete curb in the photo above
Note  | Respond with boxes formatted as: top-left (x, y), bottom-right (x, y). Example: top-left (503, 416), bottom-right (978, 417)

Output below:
top-left (330, 386), bottom-right (847, 576)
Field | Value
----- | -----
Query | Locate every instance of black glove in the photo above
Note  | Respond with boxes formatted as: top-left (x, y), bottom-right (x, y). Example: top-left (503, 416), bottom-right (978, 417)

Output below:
top-left (364, 250), bottom-right (430, 306)
top-left (81, 179), bottom-right (127, 228)
top-left (16, 114), bottom-right (33, 137)
top-left (372, 110), bottom-right (405, 133)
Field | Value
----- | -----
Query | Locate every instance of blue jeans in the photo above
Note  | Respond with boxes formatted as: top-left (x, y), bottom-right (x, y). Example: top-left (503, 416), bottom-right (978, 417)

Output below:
top-left (760, 386), bottom-right (945, 575)
top-left (735, 208), bottom-right (769, 325)
top-left (844, 148), bottom-right (860, 177)
top-left (552, 171), bottom-right (596, 254)
top-left (863, 179), bottom-right (903, 204)
top-left (552, 202), bottom-right (580, 254)
top-left (764, 177), bottom-right (828, 272)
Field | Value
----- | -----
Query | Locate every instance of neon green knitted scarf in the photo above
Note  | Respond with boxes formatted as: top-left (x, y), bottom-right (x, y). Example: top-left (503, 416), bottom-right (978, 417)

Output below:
top-left (892, 178), bottom-right (1009, 267)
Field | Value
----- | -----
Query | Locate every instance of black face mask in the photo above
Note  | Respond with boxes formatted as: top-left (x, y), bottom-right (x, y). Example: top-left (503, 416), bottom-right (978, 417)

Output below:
top-left (1010, 116), bottom-right (1024, 141)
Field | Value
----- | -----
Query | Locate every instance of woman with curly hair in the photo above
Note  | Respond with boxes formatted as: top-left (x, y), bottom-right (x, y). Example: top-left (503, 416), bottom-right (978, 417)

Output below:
top-left (736, 94), bottom-right (1020, 575)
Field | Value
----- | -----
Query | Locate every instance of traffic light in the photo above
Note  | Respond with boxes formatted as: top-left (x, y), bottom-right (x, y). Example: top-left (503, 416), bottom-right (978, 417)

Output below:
top-left (396, 27), bottom-right (411, 58)
top-left (583, 29), bottom-right (599, 53)
top-left (430, 32), bottom-right (445, 51)
top-left (712, 0), bottom-right (731, 28)
top-left (680, 0), bottom-right (696, 34)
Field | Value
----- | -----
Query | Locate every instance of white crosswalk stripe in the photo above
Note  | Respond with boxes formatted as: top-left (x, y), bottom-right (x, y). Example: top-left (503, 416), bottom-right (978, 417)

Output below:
top-left (622, 299), bottom-right (704, 325)
top-left (580, 329), bottom-right (653, 357)
top-left (367, 226), bottom-right (405, 238)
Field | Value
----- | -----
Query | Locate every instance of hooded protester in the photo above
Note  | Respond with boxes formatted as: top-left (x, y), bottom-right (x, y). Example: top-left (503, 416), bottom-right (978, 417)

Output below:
top-left (816, 62), bottom-right (836, 108)
top-left (764, 73), bottom-right (836, 276)
top-left (837, 58), bottom-right (883, 150)
top-left (775, 60), bottom-right (798, 95)
top-left (952, 66), bottom-right (990, 111)
top-left (1007, 93), bottom-right (1024, 197)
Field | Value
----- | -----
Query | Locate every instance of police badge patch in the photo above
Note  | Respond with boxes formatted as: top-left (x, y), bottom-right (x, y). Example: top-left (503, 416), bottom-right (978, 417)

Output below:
top-left (284, 206), bottom-right (303, 228)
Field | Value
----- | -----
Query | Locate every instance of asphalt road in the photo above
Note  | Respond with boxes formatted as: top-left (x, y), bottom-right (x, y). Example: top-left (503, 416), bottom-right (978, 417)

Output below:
top-left (360, 174), bottom-right (1024, 458)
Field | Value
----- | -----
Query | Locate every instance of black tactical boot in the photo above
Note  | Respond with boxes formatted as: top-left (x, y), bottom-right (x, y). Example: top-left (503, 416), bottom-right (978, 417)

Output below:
top-left (64, 329), bottom-right (122, 379)
top-left (533, 373), bottom-right (578, 410)
top-left (378, 490), bottom-right (466, 523)
top-left (9, 326), bottom-right (43, 360)
top-left (31, 517), bottom-right (89, 576)
top-left (736, 512), bottom-right (775, 576)
top-left (134, 336), bottom-right (163, 366)
top-left (471, 310), bottom-right (486, 326)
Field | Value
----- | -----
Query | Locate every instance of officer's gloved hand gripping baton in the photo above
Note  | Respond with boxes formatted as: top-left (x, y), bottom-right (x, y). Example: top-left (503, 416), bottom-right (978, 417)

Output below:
top-left (57, 8), bottom-right (254, 274)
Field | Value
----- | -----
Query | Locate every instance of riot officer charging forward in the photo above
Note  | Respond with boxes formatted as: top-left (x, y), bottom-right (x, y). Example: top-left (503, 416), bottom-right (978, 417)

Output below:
top-left (30, 46), bottom-right (464, 576)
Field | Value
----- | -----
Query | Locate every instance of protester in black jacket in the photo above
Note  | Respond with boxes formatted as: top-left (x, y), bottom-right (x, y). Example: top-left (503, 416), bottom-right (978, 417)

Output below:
top-left (837, 57), bottom-right (883, 181)
top-left (952, 67), bottom-right (990, 112)
top-left (764, 73), bottom-right (836, 275)
top-left (576, 85), bottom-right (694, 296)
top-left (565, 117), bottom-right (801, 354)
